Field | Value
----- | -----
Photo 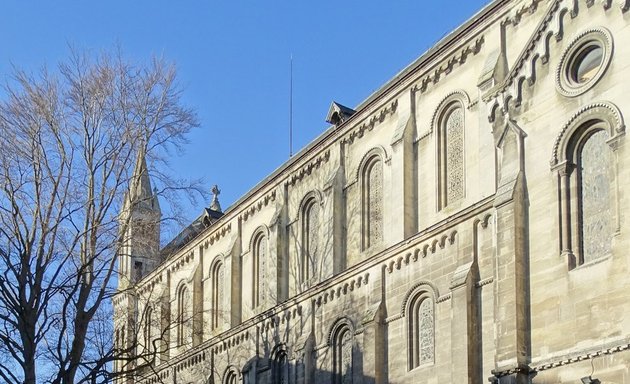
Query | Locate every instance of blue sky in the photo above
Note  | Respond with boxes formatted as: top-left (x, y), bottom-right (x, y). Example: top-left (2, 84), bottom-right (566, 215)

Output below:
top-left (0, 0), bottom-right (490, 227)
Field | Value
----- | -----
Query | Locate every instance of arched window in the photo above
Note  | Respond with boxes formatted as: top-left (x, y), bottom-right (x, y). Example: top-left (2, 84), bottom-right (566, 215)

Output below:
top-left (144, 306), bottom-right (153, 352)
top-left (438, 103), bottom-right (465, 209)
top-left (551, 102), bottom-right (623, 269)
top-left (332, 324), bottom-right (353, 384)
top-left (361, 155), bottom-right (383, 250)
top-left (301, 197), bottom-right (319, 284)
top-left (211, 261), bottom-right (224, 330)
top-left (272, 346), bottom-right (289, 384)
top-left (252, 232), bottom-right (267, 308)
top-left (176, 284), bottom-right (191, 347)
top-left (578, 129), bottom-right (613, 262)
top-left (223, 367), bottom-right (239, 384)
top-left (407, 292), bottom-right (434, 369)
top-left (556, 124), bottom-right (615, 266)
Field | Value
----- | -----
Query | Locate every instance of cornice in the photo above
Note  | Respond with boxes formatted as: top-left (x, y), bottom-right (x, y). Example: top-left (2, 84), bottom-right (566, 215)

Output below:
top-left (238, 189), bottom-right (277, 223)
top-left (203, 222), bottom-right (232, 246)
top-left (313, 273), bottom-right (370, 308)
top-left (211, 331), bottom-right (251, 355)
top-left (168, 249), bottom-right (196, 274)
top-left (532, 337), bottom-right (630, 371)
top-left (504, 0), bottom-right (545, 26)
top-left (285, 150), bottom-right (331, 187)
top-left (411, 36), bottom-right (485, 94)
top-left (340, 100), bottom-right (399, 146)
top-left (137, 274), bottom-right (164, 296)
top-left (258, 306), bottom-right (303, 334)
top-left (385, 229), bottom-right (458, 274)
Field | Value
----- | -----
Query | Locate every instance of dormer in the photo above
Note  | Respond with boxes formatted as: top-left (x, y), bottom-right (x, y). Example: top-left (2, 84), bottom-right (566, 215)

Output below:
top-left (326, 101), bottom-right (356, 126)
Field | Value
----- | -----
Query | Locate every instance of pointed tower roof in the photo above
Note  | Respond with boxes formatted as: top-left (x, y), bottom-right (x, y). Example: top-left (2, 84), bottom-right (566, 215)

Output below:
top-left (128, 147), bottom-right (161, 213)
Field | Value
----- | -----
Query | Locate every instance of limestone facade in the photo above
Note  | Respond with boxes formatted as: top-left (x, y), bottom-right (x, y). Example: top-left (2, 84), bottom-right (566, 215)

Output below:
top-left (113, 0), bottom-right (630, 382)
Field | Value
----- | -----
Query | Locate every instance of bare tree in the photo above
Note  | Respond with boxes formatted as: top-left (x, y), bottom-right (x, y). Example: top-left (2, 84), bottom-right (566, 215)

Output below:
top-left (0, 49), bottom-right (201, 384)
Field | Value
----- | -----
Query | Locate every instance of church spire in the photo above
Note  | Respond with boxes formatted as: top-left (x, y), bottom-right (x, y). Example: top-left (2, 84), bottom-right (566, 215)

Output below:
top-left (128, 147), bottom-right (160, 213)
top-left (118, 146), bottom-right (162, 290)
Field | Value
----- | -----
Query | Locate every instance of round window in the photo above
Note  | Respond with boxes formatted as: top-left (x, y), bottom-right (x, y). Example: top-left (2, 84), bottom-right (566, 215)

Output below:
top-left (556, 28), bottom-right (613, 97)
top-left (570, 44), bottom-right (603, 84)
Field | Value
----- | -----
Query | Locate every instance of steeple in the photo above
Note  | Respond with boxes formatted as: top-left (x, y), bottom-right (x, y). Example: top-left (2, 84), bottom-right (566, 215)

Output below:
top-left (118, 148), bottom-right (162, 289)
top-left (127, 147), bottom-right (161, 214)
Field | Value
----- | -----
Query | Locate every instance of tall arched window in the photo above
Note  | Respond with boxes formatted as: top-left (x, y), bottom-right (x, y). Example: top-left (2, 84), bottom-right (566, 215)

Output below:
top-left (438, 103), bottom-right (465, 209)
top-left (252, 232), bottom-right (267, 308)
top-left (176, 284), bottom-right (191, 347)
top-left (272, 346), bottom-right (289, 384)
top-left (556, 123), bottom-right (615, 266)
top-left (144, 306), bottom-right (153, 352)
top-left (332, 324), bottom-right (353, 384)
top-left (362, 155), bottom-right (383, 250)
top-left (577, 129), bottom-right (613, 263)
top-left (551, 103), bottom-right (623, 269)
top-left (301, 197), bottom-right (319, 284)
top-left (407, 292), bottom-right (435, 369)
top-left (211, 261), bottom-right (224, 330)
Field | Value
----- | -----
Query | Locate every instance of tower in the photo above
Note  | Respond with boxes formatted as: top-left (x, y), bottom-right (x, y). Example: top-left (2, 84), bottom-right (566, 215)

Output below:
top-left (118, 148), bottom-right (162, 290)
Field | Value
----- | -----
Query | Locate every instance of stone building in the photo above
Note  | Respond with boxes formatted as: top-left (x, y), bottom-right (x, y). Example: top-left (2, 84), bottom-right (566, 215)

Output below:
top-left (113, 0), bottom-right (630, 382)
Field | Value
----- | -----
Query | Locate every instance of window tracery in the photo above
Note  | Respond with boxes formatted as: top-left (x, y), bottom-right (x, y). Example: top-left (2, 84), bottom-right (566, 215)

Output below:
top-left (557, 124), bottom-right (615, 266)
top-left (252, 232), bottom-right (267, 308)
top-left (176, 284), bottom-right (191, 347)
top-left (439, 104), bottom-right (465, 209)
top-left (211, 261), bottom-right (224, 330)
top-left (579, 129), bottom-right (613, 263)
top-left (301, 198), bottom-right (319, 283)
top-left (362, 155), bottom-right (383, 250)
top-left (272, 347), bottom-right (289, 384)
top-left (551, 102), bottom-right (624, 269)
top-left (408, 292), bottom-right (434, 369)
top-left (332, 325), bottom-right (353, 384)
top-left (144, 306), bottom-right (153, 352)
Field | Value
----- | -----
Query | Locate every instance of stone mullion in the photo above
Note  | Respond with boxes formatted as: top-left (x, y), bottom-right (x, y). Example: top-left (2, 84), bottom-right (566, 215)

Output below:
top-left (554, 163), bottom-right (576, 268)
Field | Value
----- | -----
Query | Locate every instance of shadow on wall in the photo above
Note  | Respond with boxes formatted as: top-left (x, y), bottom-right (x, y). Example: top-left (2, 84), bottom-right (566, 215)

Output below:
top-left (205, 348), bottom-right (375, 384)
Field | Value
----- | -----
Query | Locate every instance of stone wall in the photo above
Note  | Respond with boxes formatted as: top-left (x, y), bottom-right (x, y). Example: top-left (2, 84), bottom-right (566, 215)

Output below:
top-left (114, 0), bottom-right (630, 383)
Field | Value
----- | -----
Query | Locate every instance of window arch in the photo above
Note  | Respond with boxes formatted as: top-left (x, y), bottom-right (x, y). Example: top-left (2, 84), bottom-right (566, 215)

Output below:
top-left (223, 366), bottom-right (239, 384)
top-left (210, 260), bottom-right (224, 330)
top-left (329, 320), bottom-right (354, 384)
top-left (251, 230), bottom-right (267, 308)
top-left (301, 195), bottom-right (320, 284)
top-left (271, 345), bottom-right (289, 384)
top-left (144, 306), bottom-right (153, 352)
top-left (406, 292), bottom-right (435, 369)
top-left (176, 284), bottom-right (191, 347)
top-left (360, 153), bottom-right (383, 250)
top-left (551, 102), bottom-right (624, 268)
top-left (437, 101), bottom-right (465, 209)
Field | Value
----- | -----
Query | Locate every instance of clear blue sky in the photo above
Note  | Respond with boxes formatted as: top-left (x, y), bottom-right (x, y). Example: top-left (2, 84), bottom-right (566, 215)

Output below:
top-left (0, 0), bottom-right (490, 228)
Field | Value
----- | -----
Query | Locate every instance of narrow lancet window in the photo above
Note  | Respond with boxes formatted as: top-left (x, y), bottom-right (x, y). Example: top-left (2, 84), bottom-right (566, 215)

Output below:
top-left (362, 156), bottom-right (383, 250)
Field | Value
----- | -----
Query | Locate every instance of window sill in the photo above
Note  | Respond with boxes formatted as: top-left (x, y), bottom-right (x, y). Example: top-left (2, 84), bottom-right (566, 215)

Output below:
top-left (571, 254), bottom-right (612, 271)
